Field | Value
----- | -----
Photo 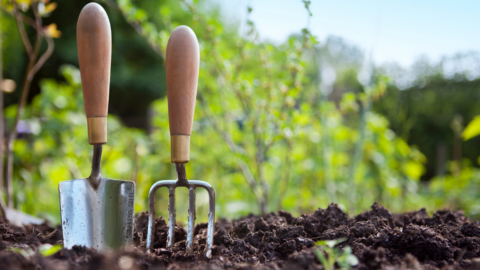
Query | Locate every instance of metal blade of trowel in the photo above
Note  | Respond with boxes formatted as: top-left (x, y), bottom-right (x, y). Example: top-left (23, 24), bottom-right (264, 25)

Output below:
top-left (58, 3), bottom-right (135, 251)
top-left (59, 146), bottom-right (135, 250)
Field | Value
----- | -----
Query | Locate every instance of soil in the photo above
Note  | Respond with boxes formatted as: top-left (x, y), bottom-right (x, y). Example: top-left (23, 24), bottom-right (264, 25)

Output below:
top-left (1, 202), bottom-right (480, 269)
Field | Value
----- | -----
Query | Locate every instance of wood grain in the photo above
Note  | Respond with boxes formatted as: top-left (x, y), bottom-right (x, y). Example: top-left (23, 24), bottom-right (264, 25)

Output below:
top-left (77, 3), bottom-right (111, 118)
top-left (166, 25), bottom-right (200, 136)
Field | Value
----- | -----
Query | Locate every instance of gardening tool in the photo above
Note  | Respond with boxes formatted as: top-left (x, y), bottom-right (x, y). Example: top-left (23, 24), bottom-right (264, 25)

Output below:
top-left (146, 26), bottom-right (215, 258)
top-left (58, 3), bottom-right (135, 251)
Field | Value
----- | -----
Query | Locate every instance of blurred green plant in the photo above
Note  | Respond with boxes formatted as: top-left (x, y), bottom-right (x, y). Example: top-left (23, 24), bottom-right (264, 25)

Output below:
top-left (39, 244), bottom-right (62, 257)
top-left (315, 238), bottom-right (358, 270)
top-left (6, 65), bottom-right (155, 222)
top-left (7, 243), bottom-right (60, 258)
top-left (373, 76), bottom-right (480, 180)
top-left (0, 0), bottom-right (434, 223)
top-left (7, 246), bottom-right (33, 258)
top-left (16, 0), bottom-right (480, 225)
top-left (463, 115), bottom-right (480, 141)
top-left (419, 115), bottom-right (480, 218)
top-left (1, 0), bottom-right (59, 209)
top-left (105, 0), bottom-right (427, 217)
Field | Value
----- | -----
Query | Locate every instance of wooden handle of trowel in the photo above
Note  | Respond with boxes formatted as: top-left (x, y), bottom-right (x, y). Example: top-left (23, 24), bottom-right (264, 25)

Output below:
top-left (166, 26), bottom-right (200, 163)
top-left (77, 3), bottom-right (111, 145)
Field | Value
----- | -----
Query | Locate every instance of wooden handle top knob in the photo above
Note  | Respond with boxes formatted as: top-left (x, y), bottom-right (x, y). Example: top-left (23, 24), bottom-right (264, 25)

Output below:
top-left (166, 26), bottom-right (200, 162)
top-left (77, 3), bottom-right (111, 144)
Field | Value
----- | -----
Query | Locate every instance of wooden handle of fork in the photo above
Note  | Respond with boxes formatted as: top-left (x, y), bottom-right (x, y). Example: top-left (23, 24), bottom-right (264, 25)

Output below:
top-left (77, 3), bottom-right (111, 145)
top-left (166, 25), bottom-right (200, 163)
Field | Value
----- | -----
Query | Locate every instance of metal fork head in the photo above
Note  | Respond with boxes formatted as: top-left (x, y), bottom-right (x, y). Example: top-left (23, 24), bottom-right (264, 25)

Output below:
top-left (146, 164), bottom-right (215, 258)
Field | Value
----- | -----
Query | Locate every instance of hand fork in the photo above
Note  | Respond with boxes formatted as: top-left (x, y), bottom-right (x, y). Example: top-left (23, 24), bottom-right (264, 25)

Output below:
top-left (146, 26), bottom-right (215, 258)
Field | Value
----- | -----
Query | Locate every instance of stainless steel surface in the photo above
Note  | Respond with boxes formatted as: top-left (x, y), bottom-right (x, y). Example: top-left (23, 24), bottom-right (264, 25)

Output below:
top-left (186, 186), bottom-right (196, 254)
top-left (59, 178), bottom-right (135, 250)
top-left (59, 145), bottom-right (135, 251)
top-left (167, 186), bottom-right (175, 248)
top-left (146, 164), bottom-right (215, 258)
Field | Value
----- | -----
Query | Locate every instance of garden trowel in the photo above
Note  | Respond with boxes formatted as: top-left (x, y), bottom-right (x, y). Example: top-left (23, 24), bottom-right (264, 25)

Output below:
top-left (58, 3), bottom-right (135, 251)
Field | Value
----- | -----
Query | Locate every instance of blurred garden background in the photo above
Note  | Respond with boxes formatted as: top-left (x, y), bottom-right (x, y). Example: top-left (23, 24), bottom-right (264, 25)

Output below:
top-left (1, 0), bottom-right (480, 225)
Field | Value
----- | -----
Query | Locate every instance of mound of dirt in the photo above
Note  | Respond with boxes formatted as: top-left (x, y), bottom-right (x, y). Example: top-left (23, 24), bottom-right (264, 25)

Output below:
top-left (1, 202), bottom-right (480, 269)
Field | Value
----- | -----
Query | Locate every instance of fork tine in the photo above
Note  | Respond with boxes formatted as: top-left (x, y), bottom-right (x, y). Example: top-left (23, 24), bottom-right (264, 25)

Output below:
top-left (186, 186), bottom-right (196, 254)
top-left (167, 186), bottom-right (176, 248)
top-left (205, 184), bottom-right (215, 258)
top-left (147, 181), bottom-right (175, 252)
top-left (146, 182), bottom-right (158, 251)
top-left (189, 180), bottom-right (216, 258)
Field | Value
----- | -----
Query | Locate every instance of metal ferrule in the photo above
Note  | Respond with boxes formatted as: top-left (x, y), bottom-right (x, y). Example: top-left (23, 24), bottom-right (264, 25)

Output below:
top-left (87, 117), bottom-right (107, 145)
top-left (171, 135), bottom-right (190, 163)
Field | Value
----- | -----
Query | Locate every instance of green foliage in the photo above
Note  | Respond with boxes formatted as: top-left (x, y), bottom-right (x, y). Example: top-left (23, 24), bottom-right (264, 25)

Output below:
top-left (373, 77), bottom-right (480, 180)
top-left (463, 115), bottom-right (480, 141)
top-left (1, 5), bottom-right (25, 87)
top-left (1, 0), bottom-right (165, 123)
top-left (315, 238), bottom-right (358, 270)
top-left (423, 161), bottom-right (480, 219)
top-left (7, 243), bottom-right (60, 258)
top-left (7, 246), bottom-right (33, 258)
top-left (109, 0), bottom-right (426, 216)
top-left (1, 0), bottom-right (434, 222)
top-left (39, 244), bottom-right (62, 257)
top-left (5, 0), bottom-right (478, 222)
top-left (372, 71), bottom-right (480, 217)
top-left (8, 65), bottom-right (115, 220)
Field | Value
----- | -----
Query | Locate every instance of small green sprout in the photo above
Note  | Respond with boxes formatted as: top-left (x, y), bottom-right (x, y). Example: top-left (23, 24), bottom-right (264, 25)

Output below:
top-left (8, 244), bottom-right (62, 258)
top-left (39, 244), bottom-right (62, 257)
top-left (315, 238), bottom-right (359, 270)
top-left (7, 246), bottom-right (33, 258)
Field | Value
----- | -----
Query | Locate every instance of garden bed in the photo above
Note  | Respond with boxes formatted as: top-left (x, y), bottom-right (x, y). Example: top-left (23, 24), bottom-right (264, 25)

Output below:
top-left (1, 202), bottom-right (480, 269)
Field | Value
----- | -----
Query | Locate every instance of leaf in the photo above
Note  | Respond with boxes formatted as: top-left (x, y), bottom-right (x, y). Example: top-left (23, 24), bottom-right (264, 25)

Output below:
top-left (44, 23), bottom-right (61, 38)
top-left (38, 1), bottom-right (57, 17)
top-left (17, 0), bottom-right (32, 7)
top-left (345, 254), bottom-right (359, 266)
top-left (403, 161), bottom-right (424, 180)
top-left (133, 9), bottom-right (147, 22)
top-left (39, 2), bottom-right (57, 16)
top-left (39, 244), bottom-right (62, 257)
top-left (17, 0), bottom-right (31, 12)
top-left (302, 0), bottom-right (312, 16)
top-left (44, 3), bottom-right (57, 13)
top-left (314, 249), bottom-right (332, 270)
top-left (463, 115), bottom-right (480, 141)
top-left (316, 238), bottom-right (347, 248)
top-left (7, 247), bottom-right (32, 258)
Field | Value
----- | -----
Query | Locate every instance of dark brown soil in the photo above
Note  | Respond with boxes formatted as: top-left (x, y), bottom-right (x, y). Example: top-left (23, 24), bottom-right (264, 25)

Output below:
top-left (1, 202), bottom-right (480, 269)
